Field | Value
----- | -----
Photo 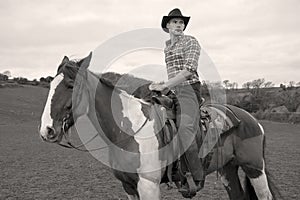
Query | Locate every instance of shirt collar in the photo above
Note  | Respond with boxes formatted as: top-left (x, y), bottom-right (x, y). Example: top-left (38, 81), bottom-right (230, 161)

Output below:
top-left (165, 34), bottom-right (184, 46)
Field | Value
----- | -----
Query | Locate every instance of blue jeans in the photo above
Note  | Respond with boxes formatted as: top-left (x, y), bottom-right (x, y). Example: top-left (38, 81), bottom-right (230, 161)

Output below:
top-left (173, 82), bottom-right (203, 181)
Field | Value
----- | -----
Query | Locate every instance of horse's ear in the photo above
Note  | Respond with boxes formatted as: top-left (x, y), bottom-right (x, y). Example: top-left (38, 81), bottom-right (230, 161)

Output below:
top-left (57, 56), bottom-right (70, 74)
top-left (78, 52), bottom-right (92, 69)
top-left (62, 56), bottom-right (69, 64)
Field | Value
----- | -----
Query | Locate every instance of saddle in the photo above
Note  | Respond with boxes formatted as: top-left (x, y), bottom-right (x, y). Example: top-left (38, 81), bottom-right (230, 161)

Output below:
top-left (151, 93), bottom-right (240, 145)
top-left (151, 93), bottom-right (241, 188)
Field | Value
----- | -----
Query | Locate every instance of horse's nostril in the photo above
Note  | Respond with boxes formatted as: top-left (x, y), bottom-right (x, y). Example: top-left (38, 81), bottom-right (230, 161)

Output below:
top-left (41, 135), bottom-right (47, 141)
top-left (46, 126), bottom-right (56, 138)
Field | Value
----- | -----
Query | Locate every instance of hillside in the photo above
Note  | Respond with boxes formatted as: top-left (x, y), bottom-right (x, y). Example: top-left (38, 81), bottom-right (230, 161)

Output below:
top-left (1, 83), bottom-right (299, 124)
top-left (225, 86), bottom-right (300, 123)
top-left (226, 86), bottom-right (300, 112)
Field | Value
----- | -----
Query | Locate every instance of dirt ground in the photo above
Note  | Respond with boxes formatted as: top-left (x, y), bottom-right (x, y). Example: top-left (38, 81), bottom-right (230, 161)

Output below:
top-left (0, 85), bottom-right (299, 200)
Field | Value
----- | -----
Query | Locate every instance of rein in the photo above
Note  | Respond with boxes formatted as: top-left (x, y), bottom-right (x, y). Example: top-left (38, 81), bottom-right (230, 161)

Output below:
top-left (58, 115), bottom-right (149, 152)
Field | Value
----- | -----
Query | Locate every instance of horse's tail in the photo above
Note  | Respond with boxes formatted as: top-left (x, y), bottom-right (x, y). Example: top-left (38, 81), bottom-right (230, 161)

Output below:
top-left (244, 135), bottom-right (283, 200)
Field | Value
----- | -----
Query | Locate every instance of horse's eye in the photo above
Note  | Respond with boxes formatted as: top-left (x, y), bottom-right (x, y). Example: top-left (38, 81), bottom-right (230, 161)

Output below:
top-left (64, 104), bottom-right (72, 110)
top-left (65, 79), bottom-right (74, 88)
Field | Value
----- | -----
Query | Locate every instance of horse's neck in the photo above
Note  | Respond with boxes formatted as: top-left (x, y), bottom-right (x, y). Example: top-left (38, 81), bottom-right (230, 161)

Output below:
top-left (85, 70), bottom-right (99, 97)
top-left (84, 70), bottom-right (106, 129)
top-left (85, 73), bottom-right (155, 146)
top-left (83, 72), bottom-right (132, 138)
top-left (83, 74), bottom-right (165, 177)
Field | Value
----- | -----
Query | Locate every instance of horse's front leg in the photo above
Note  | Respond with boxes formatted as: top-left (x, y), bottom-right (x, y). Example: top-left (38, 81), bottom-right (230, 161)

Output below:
top-left (137, 175), bottom-right (161, 200)
top-left (126, 194), bottom-right (139, 200)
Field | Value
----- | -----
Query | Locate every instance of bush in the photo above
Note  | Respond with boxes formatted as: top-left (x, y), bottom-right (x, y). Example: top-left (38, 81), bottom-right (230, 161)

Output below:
top-left (0, 74), bottom-right (8, 81)
top-left (288, 113), bottom-right (300, 124)
top-left (253, 109), bottom-right (267, 120)
top-left (268, 112), bottom-right (290, 122)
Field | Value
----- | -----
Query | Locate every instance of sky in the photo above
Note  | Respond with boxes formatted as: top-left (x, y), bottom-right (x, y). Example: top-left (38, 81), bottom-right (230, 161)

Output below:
top-left (0, 0), bottom-right (299, 86)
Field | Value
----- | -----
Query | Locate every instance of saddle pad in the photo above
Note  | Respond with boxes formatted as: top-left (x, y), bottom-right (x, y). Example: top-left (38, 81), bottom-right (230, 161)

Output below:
top-left (205, 104), bottom-right (241, 130)
top-left (199, 104), bottom-right (241, 158)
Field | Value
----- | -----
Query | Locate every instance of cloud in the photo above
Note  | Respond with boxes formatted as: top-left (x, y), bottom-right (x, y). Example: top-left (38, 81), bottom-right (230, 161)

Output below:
top-left (0, 0), bottom-right (299, 85)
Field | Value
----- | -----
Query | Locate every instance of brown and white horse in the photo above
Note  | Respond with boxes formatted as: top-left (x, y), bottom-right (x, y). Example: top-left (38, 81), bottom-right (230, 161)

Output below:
top-left (39, 53), bottom-right (279, 200)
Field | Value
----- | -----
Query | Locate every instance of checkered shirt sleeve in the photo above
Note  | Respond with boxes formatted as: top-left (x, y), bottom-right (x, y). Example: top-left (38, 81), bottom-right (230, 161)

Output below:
top-left (164, 35), bottom-right (201, 85)
top-left (184, 36), bottom-right (201, 73)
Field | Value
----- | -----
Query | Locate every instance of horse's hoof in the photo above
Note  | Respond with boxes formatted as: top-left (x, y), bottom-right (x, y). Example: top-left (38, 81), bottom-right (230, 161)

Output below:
top-left (166, 182), bottom-right (177, 190)
top-left (180, 190), bottom-right (196, 199)
top-left (179, 186), bottom-right (197, 199)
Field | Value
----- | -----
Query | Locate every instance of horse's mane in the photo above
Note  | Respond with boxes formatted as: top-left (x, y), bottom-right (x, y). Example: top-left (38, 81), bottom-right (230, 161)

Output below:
top-left (98, 72), bottom-right (153, 101)
top-left (57, 57), bottom-right (154, 101)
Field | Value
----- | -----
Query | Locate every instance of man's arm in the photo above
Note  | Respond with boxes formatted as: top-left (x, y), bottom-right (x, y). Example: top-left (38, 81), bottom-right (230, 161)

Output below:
top-left (149, 69), bottom-right (192, 92)
top-left (164, 69), bottom-right (192, 88)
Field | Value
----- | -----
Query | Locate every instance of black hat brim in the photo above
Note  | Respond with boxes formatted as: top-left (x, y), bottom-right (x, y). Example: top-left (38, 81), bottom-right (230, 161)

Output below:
top-left (161, 16), bottom-right (190, 33)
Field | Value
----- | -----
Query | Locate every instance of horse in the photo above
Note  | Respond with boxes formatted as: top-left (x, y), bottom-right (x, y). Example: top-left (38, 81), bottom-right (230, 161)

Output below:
top-left (39, 52), bottom-right (279, 200)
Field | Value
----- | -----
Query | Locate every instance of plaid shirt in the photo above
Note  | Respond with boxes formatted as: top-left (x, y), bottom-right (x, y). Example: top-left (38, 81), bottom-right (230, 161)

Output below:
top-left (164, 35), bottom-right (201, 85)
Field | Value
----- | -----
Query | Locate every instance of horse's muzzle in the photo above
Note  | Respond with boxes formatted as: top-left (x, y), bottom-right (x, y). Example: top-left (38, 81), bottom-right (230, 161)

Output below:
top-left (40, 126), bottom-right (59, 142)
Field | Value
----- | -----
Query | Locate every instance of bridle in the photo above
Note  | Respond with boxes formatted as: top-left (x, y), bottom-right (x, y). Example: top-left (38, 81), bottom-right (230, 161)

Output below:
top-left (57, 107), bottom-right (149, 152)
top-left (55, 67), bottom-right (149, 152)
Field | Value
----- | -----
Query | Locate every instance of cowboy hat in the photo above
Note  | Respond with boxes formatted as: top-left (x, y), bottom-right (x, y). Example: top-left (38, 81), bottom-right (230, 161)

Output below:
top-left (161, 8), bottom-right (190, 33)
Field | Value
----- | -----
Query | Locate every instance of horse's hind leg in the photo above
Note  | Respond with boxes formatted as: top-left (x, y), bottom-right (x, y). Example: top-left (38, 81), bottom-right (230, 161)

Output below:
top-left (242, 161), bottom-right (273, 200)
top-left (219, 161), bottom-right (245, 200)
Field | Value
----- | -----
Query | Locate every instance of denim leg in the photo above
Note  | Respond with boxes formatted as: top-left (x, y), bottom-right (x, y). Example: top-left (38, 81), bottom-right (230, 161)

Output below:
top-left (174, 84), bottom-right (204, 181)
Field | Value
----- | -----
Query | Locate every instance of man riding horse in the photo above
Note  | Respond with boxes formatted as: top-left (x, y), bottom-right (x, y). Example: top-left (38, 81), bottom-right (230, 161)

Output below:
top-left (149, 8), bottom-right (205, 195)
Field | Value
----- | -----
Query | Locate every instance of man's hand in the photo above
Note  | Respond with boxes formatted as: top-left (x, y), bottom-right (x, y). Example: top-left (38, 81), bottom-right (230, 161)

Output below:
top-left (149, 82), bottom-right (169, 94)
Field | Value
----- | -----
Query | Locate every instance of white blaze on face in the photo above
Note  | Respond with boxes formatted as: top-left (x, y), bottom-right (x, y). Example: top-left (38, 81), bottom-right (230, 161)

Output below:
top-left (40, 74), bottom-right (64, 137)
top-left (118, 92), bottom-right (162, 199)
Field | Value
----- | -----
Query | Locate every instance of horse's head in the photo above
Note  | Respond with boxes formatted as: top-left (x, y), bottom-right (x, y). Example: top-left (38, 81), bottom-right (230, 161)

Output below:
top-left (39, 53), bottom-right (92, 143)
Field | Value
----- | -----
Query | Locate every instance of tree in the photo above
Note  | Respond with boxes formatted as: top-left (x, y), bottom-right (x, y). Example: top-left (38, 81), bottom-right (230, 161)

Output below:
top-left (45, 76), bottom-right (54, 83)
top-left (227, 82), bottom-right (233, 90)
top-left (280, 83), bottom-right (286, 91)
top-left (2, 71), bottom-right (11, 77)
top-left (32, 79), bottom-right (39, 86)
top-left (232, 82), bottom-right (238, 89)
top-left (242, 81), bottom-right (252, 90)
top-left (251, 78), bottom-right (265, 89)
top-left (0, 73), bottom-right (8, 81)
top-left (263, 81), bottom-right (274, 88)
top-left (223, 80), bottom-right (230, 89)
top-left (13, 77), bottom-right (28, 84)
top-left (40, 76), bottom-right (53, 83)
top-left (250, 78), bottom-right (265, 97)
top-left (204, 81), bottom-right (226, 103)
top-left (288, 81), bottom-right (295, 88)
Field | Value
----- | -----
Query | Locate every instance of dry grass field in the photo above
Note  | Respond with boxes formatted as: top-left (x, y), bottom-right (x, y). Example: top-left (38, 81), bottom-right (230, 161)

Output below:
top-left (0, 85), bottom-right (299, 199)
